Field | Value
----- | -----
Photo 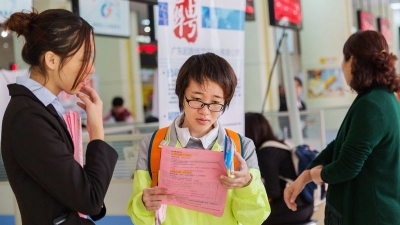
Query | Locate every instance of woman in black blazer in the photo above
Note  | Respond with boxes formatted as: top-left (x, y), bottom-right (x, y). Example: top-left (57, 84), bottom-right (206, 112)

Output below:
top-left (1, 9), bottom-right (118, 224)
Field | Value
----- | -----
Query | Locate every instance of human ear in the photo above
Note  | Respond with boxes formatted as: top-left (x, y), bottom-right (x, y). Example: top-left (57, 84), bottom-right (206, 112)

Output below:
top-left (44, 51), bottom-right (60, 70)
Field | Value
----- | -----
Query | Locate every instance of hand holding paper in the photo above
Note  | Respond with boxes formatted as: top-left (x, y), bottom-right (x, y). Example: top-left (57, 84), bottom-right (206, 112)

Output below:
top-left (219, 151), bottom-right (253, 189)
top-left (141, 187), bottom-right (172, 211)
top-left (142, 187), bottom-right (172, 225)
top-left (158, 146), bottom-right (228, 217)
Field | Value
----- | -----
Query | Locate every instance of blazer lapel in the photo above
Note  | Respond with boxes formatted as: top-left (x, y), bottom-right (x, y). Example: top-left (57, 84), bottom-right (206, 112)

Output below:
top-left (8, 84), bottom-right (75, 152)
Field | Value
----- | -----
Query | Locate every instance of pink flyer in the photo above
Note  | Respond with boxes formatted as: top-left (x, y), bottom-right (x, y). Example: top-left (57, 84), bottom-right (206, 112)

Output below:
top-left (158, 146), bottom-right (228, 217)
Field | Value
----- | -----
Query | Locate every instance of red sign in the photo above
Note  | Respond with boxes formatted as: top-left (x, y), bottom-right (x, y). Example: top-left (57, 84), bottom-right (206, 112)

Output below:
top-left (173, 0), bottom-right (198, 43)
top-left (378, 18), bottom-right (392, 46)
top-left (10, 63), bottom-right (18, 71)
top-left (274, 0), bottom-right (302, 25)
top-left (358, 11), bottom-right (375, 31)
top-left (137, 44), bottom-right (157, 54)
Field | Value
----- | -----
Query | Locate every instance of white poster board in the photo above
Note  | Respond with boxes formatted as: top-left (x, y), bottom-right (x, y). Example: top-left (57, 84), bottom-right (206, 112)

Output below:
top-left (157, 0), bottom-right (245, 133)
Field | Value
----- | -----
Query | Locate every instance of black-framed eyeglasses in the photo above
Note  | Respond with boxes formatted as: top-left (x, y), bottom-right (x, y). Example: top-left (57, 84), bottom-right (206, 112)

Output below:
top-left (184, 95), bottom-right (225, 112)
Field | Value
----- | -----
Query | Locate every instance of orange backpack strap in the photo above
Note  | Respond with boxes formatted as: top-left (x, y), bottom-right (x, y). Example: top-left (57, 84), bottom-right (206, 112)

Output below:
top-left (225, 128), bottom-right (244, 171)
top-left (148, 126), bottom-right (169, 187)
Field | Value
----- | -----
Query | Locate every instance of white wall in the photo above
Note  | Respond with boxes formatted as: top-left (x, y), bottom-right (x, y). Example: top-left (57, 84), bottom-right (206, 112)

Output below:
top-left (103, 179), bottom-right (133, 215)
top-left (244, 0), bottom-right (280, 113)
top-left (300, 0), bottom-right (356, 130)
top-left (94, 36), bottom-right (132, 118)
top-left (392, 9), bottom-right (400, 69)
top-left (94, 11), bottom-right (144, 123)
top-left (0, 183), bottom-right (15, 215)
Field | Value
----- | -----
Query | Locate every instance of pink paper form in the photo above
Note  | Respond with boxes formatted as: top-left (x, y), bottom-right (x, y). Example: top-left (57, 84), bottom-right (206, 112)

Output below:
top-left (158, 146), bottom-right (228, 217)
top-left (63, 111), bottom-right (86, 218)
top-left (63, 111), bottom-right (83, 166)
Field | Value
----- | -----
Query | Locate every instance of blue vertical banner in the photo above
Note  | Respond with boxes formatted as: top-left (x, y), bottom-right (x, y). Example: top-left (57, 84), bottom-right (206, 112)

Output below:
top-left (156, 0), bottom-right (246, 133)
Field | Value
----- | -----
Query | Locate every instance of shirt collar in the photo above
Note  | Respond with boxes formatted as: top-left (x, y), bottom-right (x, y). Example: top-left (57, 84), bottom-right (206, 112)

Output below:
top-left (174, 114), bottom-right (219, 149)
top-left (16, 76), bottom-right (65, 116)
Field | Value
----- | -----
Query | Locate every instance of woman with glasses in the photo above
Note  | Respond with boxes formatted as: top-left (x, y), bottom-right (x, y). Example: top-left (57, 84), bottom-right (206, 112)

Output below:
top-left (127, 52), bottom-right (270, 225)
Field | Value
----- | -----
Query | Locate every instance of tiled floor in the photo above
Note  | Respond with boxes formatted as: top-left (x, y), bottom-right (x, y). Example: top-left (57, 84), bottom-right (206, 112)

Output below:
top-left (311, 201), bottom-right (326, 225)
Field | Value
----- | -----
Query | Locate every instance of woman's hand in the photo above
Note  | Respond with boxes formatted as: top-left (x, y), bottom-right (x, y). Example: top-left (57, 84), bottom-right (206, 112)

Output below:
top-left (76, 85), bottom-right (104, 141)
top-left (142, 187), bottom-right (174, 211)
top-left (310, 165), bottom-right (324, 185)
top-left (284, 170), bottom-right (312, 211)
top-left (219, 151), bottom-right (252, 189)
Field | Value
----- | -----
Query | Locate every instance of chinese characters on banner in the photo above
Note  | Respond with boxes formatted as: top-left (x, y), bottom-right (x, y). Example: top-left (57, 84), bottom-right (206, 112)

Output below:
top-left (174, 0), bottom-right (198, 42)
top-left (157, 0), bottom-right (246, 133)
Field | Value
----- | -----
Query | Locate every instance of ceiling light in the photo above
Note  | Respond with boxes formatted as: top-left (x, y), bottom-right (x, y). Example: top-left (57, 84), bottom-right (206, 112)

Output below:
top-left (141, 19), bottom-right (150, 25)
top-left (1, 31), bottom-right (8, 38)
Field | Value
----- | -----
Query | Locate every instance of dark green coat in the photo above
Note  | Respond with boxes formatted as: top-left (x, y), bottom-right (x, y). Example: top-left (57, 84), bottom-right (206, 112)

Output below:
top-left (308, 86), bottom-right (400, 225)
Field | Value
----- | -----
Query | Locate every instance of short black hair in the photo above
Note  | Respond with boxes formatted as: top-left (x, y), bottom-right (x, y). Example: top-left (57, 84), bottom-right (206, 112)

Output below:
top-left (175, 52), bottom-right (237, 113)
top-left (112, 97), bottom-right (124, 106)
top-left (294, 77), bottom-right (303, 87)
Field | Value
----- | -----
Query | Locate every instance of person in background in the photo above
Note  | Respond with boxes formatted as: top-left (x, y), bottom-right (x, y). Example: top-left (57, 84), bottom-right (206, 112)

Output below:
top-left (103, 96), bottom-right (134, 122)
top-left (1, 9), bottom-right (118, 225)
top-left (245, 112), bottom-right (314, 225)
top-left (279, 77), bottom-right (308, 138)
top-left (143, 105), bottom-right (159, 123)
top-left (284, 30), bottom-right (400, 225)
top-left (126, 52), bottom-right (270, 225)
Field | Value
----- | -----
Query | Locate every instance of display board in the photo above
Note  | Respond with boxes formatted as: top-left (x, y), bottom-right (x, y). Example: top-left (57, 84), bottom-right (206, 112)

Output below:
top-left (268, 0), bottom-right (302, 30)
top-left (72, 0), bottom-right (131, 37)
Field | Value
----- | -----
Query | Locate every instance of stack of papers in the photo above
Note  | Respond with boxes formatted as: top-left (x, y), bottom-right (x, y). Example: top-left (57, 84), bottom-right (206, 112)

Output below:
top-left (63, 111), bottom-right (83, 166)
top-left (63, 111), bottom-right (86, 218)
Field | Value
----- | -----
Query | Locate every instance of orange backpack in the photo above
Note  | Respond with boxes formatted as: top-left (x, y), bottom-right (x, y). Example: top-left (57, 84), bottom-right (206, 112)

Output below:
top-left (148, 126), bottom-right (244, 187)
